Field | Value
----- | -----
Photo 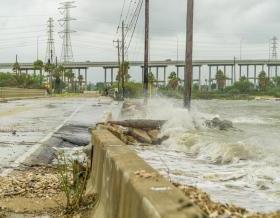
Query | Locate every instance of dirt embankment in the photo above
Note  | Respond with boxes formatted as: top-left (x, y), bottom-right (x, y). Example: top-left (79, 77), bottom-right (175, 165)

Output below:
top-left (0, 166), bottom-right (91, 218)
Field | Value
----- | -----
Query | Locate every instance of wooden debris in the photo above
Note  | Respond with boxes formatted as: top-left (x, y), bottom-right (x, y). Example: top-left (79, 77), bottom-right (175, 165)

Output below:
top-left (108, 119), bottom-right (166, 130)
top-left (96, 119), bottom-right (169, 146)
top-left (128, 128), bottom-right (152, 144)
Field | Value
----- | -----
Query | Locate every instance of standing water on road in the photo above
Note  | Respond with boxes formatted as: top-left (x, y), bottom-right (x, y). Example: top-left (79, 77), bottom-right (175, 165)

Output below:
top-left (134, 99), bottom-right (280, 213)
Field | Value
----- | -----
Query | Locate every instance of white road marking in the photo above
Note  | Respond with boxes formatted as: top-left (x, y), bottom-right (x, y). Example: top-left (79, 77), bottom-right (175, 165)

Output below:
top-left (0, 104), bottom-right (85, 177)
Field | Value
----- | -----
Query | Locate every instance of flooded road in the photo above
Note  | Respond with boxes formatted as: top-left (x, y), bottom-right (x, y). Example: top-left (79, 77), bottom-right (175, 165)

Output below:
top-left (133, 99), bottom-right (280, 213)
top-left (0, 97), bottom-right (119, 176)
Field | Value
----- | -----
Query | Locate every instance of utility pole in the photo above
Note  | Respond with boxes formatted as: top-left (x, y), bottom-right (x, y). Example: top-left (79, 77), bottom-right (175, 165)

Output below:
top-left (59, 1), bottom-right (76, 63)
top-left (113, 39), bottom-right (121, 94)
top-left (121, 21), bottom-right (125, 99)
top-left (184, 0), bottom-right (194, 109)
top-left (143, 0), bottom-right (149, 104)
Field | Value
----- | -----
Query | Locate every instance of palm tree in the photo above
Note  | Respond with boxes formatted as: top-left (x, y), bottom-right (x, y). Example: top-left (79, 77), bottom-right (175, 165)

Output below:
top-left (65, 70), bottom-right (75, 92)
top-left (258, 71), bottom-right (269, 91)
top-left (44, 63), bottom-right (55, 93)
top-left (78, 74), bottom-right (83, 92)
top-left (168, 72), bottom-right (180, 90)
top-left (216, 70), bottom-right (227, 90)
top-left (33, 60), bottom-right (44, 85)
top-left (53, 65), bottom-right (65, 93)
top-left (118, 61), bottom-right (130, 82)
top-left (13, 62), bottom-right (21, 76)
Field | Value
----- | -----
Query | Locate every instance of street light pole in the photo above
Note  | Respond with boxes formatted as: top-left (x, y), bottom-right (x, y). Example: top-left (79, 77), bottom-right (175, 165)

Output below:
top-left (37, 36), bottom-right (39, 60)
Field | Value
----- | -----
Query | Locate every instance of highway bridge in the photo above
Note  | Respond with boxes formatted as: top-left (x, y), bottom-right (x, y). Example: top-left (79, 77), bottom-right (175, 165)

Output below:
top-left (1, 59), bottom-right (279, 87)
top-left (1, 59), bottom-right (280, 69)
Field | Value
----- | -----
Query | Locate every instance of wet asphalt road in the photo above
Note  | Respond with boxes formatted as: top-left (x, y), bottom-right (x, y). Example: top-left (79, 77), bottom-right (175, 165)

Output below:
top-left (0, 97), bottom-right (120, 175)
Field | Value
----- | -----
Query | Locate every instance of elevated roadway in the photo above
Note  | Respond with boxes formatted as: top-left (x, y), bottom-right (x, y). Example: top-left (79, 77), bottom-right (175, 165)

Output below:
top-left (1, 59), bottom-right (280, 69)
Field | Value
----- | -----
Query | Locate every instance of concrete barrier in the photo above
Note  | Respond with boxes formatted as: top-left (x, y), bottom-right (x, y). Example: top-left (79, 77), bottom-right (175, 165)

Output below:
top-left (88, 129), bottom-right (206, 218)
top-left (0, 87), bottom-right (46, 99)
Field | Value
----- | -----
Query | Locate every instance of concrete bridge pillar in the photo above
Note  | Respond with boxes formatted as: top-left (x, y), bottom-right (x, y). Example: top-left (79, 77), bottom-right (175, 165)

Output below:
top-left (104, 68), bottom-right (107, 87)
top-left (268, 65), bottom-right (271, 79)
top-left (254, 65), bottom-right (257, 87)
top-left (85, 68), bottom-right (88, 90)
top-left (223, 65), bottom-right (227, 86)
top-left (111, 68), bottom-right (113, 86)
top-left (198, 66), bottom-right (201, 87)
top-left (247, 65), bottom-right (249, 80)
top-left (276, 66), bottom-right (278, 77)
top-left (239, 65), bottom-right (242, 80)
top-left (209, 66), bottom-right (212, 89)
top-left (156, 67), bottom-right (159, 86)
top-left (141, 67), bottom-right (144, 83)
top-left (176, 66), bottom-right (179, 78)
top-left (231, 65), bottom-right (234, 85)
top-left (163, 66), bottom-right (166, 85)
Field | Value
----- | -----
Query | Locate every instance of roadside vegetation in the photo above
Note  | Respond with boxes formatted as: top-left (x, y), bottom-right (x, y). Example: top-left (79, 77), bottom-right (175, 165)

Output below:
top-left (95, 68), bottom-right (280, 100)
top-left (0, 59), bottom-right (86, 94)
top-left (57, 153), bottom-right (96, 215)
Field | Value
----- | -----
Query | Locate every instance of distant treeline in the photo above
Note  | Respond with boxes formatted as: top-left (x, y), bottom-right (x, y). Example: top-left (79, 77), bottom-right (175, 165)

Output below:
top-left (0, 72), bottom-right (44, 89)
top-left (95, 70), bottom-right (280, 99)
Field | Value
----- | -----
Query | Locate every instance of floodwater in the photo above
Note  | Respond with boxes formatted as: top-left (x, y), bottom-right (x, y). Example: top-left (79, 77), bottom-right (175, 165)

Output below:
top-left (133, 99), bottom-right (280, 213)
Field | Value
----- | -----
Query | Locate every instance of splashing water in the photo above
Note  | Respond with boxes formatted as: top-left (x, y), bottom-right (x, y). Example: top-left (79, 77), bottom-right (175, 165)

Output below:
top-left (131, 98), bottom-right (280, 213)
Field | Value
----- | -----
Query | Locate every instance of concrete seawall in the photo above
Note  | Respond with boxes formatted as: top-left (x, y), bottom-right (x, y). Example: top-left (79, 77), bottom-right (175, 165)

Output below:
top-left (0, 87), bottom-right (46, 99)
top-left (88, 129), bottom-right (206, 218)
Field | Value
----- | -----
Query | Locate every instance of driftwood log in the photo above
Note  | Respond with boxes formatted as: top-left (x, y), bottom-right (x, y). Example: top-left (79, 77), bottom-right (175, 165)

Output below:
top-left (96, 120), bottom-right (169, 145)
top-left (107, 120), bottom-right (166, 130)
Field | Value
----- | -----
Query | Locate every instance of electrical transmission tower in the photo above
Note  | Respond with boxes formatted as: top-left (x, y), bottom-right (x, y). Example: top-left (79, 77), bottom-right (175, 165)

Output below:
top-left (59, 1), bottom-right (76, 63)
top-left (45, 18), bottom-right (56, 64)
top-left (270, 36), bottom-right (278, 60)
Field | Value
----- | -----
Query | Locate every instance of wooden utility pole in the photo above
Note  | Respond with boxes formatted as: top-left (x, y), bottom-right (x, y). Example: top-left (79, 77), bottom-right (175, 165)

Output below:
top-left (114, 39), bottom-right (121, 94)
top-left (143, 0), bottom-right (149, 104)
top-left (184, 0), bottom-right (194, 109)
top-left (121, 21), bottom-right (125, 99)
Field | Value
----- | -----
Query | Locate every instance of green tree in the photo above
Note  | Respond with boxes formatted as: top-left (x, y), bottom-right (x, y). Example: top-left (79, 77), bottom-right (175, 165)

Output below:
top-left (148, 72), bottom-right (156, 84)
top-left (44, 63), bottom-right (55, 92)
top-left (78, 74), bottom-right (83, 92)
top-left (232, 76), bottom-right (254, 93)
top-left (52, 65), bottom-right (65, 93)
top-left (64, 70), bottom-right (75, 92)
top-left (215, 70), bottom-right (227, 90)
top-left (273, 76), bottom-right (280, 87)
top-left (168, 72), bottom-right (180, 90)
top-left (118, 61), bottom-right (130, 82)
top-left (33, 60), bottom-right (44, 84)
top-left (13, 62), bottom-right (21, 75)
top-left (258, 71), bottom-right (269, 91)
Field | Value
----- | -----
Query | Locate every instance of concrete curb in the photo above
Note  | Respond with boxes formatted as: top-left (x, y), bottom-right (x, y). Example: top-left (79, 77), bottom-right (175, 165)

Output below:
top-left (88, 129), bottom-right (206, 218)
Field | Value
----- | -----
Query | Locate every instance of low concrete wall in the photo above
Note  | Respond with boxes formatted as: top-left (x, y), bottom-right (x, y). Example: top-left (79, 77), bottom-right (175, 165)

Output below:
top-left (0, 87), bottom-right (46, 99)
top-left (88, 129), bottom-right (206, 218)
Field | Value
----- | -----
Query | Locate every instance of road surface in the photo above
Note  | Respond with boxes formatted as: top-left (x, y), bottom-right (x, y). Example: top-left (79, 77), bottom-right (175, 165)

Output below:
top-left (0, 96), bottom-right (120, 176)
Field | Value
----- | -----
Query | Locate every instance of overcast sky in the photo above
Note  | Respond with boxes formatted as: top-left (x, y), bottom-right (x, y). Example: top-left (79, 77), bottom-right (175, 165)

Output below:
top-left (0, 0), bottom-right (279, 82)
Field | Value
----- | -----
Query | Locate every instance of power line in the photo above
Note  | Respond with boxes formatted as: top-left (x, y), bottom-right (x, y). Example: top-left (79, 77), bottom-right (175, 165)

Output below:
top-left (125, 0), bottom-right (143, 54)
top-left (117, 0), bottom-right (127, 34)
